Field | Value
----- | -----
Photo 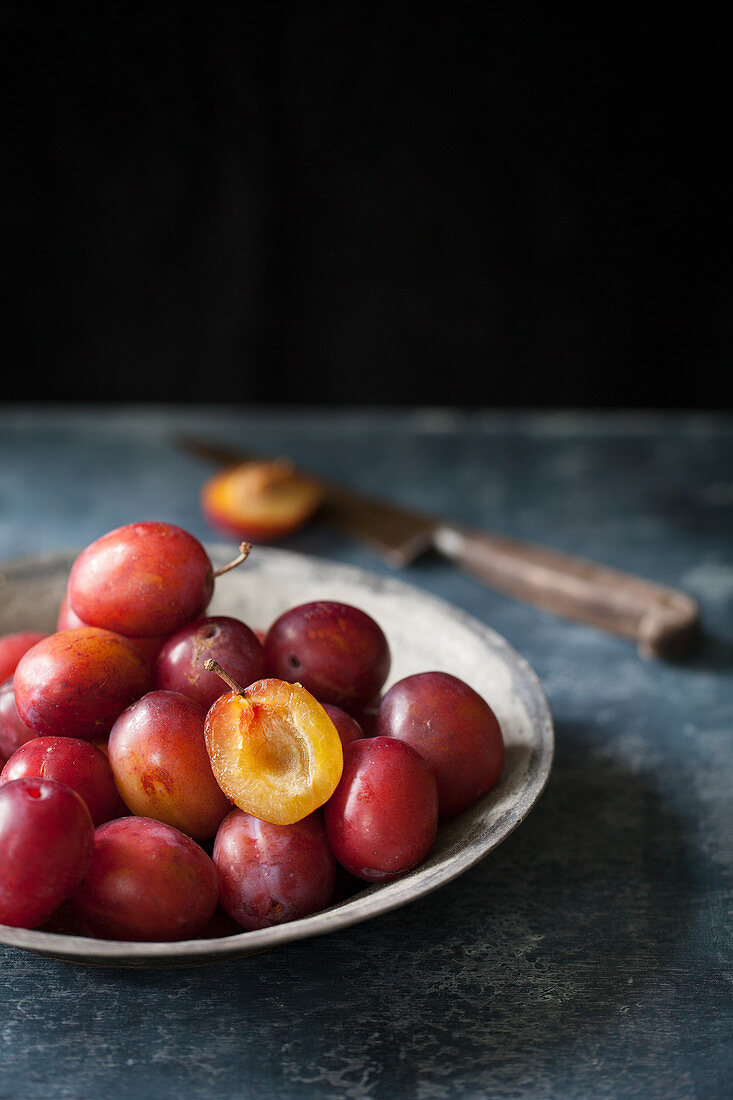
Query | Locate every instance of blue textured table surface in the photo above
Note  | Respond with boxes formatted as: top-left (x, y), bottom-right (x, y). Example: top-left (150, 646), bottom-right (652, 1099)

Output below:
top-left (0, 406), bottom-right (730, 1100)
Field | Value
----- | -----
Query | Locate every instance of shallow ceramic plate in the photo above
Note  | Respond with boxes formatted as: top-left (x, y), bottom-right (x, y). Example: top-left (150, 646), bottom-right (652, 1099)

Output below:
top-left (0, 546), bottom-right (553, 967)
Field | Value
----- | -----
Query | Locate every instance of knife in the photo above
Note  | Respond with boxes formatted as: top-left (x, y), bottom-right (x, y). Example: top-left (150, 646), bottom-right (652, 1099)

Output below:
top-left (177, 435), bottom-right (700, 659)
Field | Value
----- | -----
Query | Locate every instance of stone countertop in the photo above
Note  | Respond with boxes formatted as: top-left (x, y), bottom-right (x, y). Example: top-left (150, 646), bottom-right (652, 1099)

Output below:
top-left (0, 406), bottom-right (730, 1100)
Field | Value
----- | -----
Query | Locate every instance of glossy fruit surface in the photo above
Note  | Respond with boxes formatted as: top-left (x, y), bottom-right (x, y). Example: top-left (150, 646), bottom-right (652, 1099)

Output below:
top-left (57, 593), bottom-right (167, 663)
top-left (324, 736), bottom-right (438, 881)
top-left (0, 777), bottom-right (94, 928)
top-left (202, 460), bottom-right (323, 542)
top-left (321, 704), bottom-right (363, 749)
top-left (154, 616), bottom-right (265, 711)
top-left (109, 690), bottom-right (231, 840)
top-left (0, 680), bottom-right (36, 764)
top-left (68, 522), bottom-right (214, 637)
top-left (1, 737), bottom-right (125, 826)
top-left (214, 809), bottom-right (336, 930)
top-left (13, 627), bottom-right (151, 741)
top-left (205, 678), bottom-right (343, 826)
top-left (376, 671), bottom-right (505, 815)
top-left (0, 633), bottom-right (47, 683)
top-left (264, 601), bottom-right (390, 712)
top-left (71, 816), bottom-right (219, 941)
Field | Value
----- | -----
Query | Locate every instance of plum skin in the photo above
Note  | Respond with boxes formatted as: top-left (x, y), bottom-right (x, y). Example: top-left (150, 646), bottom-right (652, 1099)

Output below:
top-left (0, 777), bottom-right (94, 929)
top-left (70, 817), bottom-right (219, 941)
top-left (68, 521), bottom-right (214, 638)
top-left (214, 810), bottom-right (336, 930)
top-left (376, 671), bottom-right (505, 815)
top-left (0, 633), bottom-right (47, 684)
top-left (321, 704), bottom-right (363, 748)
top-left (13, 628), bottom-right (151, 741)
top-left (324, 736), bottom-right (439, 881)
top-left (0, 679), bottom-right (36, 765)
top-left (1, 737), bottom-right (125, 826)
top-left (264, 601), bottom-right (391, 713)
top-left (57, 593), bottom-right (168, 663)
top-left (108, 690), bottom-right (231, 841)
top-left (154, 616), bottom-right (266, 711)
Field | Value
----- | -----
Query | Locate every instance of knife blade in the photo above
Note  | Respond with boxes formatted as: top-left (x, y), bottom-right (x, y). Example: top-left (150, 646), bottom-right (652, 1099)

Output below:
top-left (177, 434), bottom-right (700, 659)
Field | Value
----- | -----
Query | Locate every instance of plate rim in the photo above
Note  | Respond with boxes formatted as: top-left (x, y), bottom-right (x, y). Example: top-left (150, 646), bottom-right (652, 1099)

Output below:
top-left (0, 545), bottom-right (554, 966)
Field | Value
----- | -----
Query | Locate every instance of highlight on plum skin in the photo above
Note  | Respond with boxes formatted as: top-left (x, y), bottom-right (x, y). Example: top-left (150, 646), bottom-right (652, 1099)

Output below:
top-left (154, 616), bottom-right (266, 712)
top-left (324, 736), bottom-right (439, 882)
top-left (0, 736), bottom-right (126, 826)
top-left (67, 521), bottom-right (219, 638)
top-left (13, 627), bottom-right (151, 741)
top-left (70, 816), bottom-right (219, 942)
top-left (264, 601), bottom-right (391, 714)
top-left (376, 671), bottom-right (505, 816)
top-left (0, 776), bottom-right (94, 929)
top-left (108, 690), bottom-right (231, 841)
top-left (214, 809), bottom-right (337, 930)
top-left (0, 632), bottom-right (48, 684)
top-left (204, 674), bottom-right (344, 826)
top-left (0, 679), bottom-right (37, 766)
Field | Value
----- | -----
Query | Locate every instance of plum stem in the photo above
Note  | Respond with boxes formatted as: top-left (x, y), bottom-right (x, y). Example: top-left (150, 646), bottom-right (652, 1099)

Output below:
top-left (204, 659), bottom-right (247, 695)
top-left (213, 541), bottom-right (252, 578)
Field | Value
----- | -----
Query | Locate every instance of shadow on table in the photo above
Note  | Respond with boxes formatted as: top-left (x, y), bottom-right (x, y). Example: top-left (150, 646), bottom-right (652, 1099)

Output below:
top-left (245, 717), bottom-right (696, 1092)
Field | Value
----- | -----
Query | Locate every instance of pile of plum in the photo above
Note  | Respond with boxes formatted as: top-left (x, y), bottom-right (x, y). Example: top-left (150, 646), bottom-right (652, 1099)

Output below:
top-left (0, 522), bottom-right (505, 942)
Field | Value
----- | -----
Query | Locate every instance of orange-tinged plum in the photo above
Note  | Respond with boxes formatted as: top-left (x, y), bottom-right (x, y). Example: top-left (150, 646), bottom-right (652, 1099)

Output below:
top-left (214, 809), bottom-right (336, 930)
top-left (57, 593), bottom-right (168, 663)
top-left (13, 628), bottom-right (151, 741)
top-left (70, 816), bottom-right (219, 941)
top-left (202, 460), bottom-right (323, 542)
top-left (0, 736), bottom-right (125, 826)
top-left (67, 521), bottom-right (216, 637)
top-left (376, 671), bottom-right (505, 815)
top-left (264, 601), bottom-right (391, 713)
top-left (204, 676), bottom-right (343, 826)
top-left (0, 632), bottom-right (47, 683)
top-left (108, 690), bottom-right (231, 840)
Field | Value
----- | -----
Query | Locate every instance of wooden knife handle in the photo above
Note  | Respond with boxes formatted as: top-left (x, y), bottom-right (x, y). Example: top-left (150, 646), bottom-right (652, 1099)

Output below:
top-left (433, 525), bottom-right (699, 658)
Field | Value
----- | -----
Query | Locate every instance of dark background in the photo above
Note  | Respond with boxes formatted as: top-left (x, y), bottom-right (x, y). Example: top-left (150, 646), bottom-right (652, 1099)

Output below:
top-left (4, 5), bottom-right (730, 407)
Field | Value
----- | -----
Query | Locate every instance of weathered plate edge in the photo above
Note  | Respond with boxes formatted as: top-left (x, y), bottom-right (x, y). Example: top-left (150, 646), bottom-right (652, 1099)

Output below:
top-left (0, 546), bottom-right (554, 967)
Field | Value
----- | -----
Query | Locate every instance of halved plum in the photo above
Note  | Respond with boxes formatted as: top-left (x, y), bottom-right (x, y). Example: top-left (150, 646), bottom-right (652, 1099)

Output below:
top-left (204, 672), bottom-right (343, 826)
top-left (201, 460), bottom-right (323, 542)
